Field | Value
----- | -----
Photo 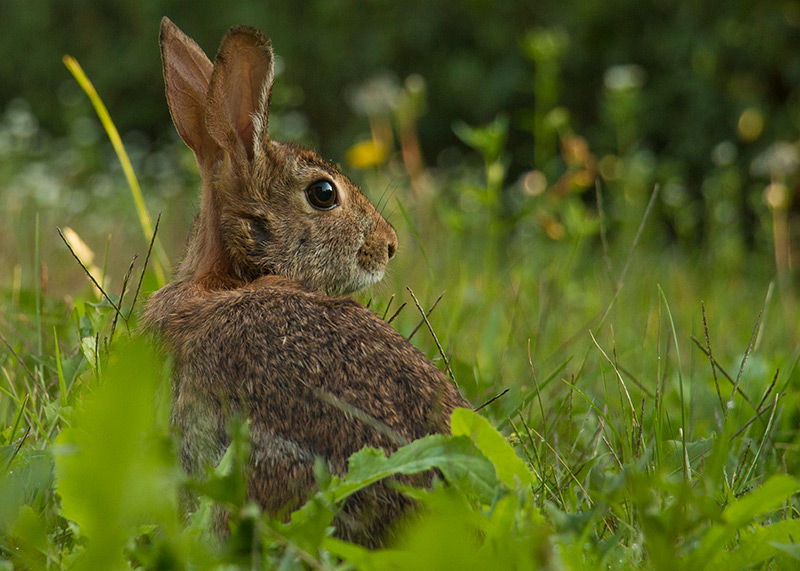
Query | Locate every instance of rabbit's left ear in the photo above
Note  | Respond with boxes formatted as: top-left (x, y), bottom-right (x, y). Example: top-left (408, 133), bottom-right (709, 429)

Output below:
top-left (160, 17), bottom-right (217, 167)
top-left (205, 25), bottom-right (274, 165)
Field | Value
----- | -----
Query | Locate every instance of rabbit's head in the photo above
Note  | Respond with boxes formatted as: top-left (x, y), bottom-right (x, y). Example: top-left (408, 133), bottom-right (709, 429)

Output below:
top-left (160, 18), bottom-right (397, 295)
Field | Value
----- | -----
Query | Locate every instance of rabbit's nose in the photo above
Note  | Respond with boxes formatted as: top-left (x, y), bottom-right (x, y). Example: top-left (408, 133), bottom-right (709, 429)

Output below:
top-left (387, 239), bottom-right (397, 260)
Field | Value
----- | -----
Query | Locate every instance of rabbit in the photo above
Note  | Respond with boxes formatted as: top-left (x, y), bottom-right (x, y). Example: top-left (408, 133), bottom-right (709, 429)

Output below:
top-left (142, 17), bottom-right (470, 547)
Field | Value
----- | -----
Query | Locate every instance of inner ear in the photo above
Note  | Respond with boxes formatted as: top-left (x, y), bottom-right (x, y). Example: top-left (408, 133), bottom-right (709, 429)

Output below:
top-left (206, 25), bottom-right (274, 162)
top-left (159, 17), bottom-right (215, 164)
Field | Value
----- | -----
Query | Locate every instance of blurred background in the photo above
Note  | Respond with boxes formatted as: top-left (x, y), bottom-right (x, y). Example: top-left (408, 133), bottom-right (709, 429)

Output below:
top-left (4, 2), bottom-right (800, 260)
top-left (4, 1), bottom-right (800, 258)
top-left (2, 0), bottom-right (800, 402)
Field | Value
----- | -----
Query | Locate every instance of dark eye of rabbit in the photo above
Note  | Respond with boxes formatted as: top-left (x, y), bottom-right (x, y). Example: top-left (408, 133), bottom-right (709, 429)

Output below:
top-left (306, 180), bottom-right (338, 210)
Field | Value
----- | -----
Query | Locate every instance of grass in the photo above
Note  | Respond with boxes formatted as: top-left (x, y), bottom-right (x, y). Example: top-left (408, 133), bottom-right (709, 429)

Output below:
top-left (1, 57), bottom-right (799, 570)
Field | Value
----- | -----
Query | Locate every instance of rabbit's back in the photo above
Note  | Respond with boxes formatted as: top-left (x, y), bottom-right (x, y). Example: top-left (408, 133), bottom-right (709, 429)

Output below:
top-left (144, 277), bottom-right (465, 544)
top-left (145, 276), bottom-right (464, 477)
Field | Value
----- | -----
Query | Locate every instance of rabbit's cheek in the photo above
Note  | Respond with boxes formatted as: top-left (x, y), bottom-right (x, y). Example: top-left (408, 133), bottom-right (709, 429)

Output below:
top-left (247, 217), bottom-right (273, 249)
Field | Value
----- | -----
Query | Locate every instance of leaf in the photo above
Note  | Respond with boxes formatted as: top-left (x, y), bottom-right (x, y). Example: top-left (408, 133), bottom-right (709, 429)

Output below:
top-left (322, 536), bottom-right (373, 566)
top-left (690, 475), bottom-right (800, 569)
top-left (54, 339), bottom-right (178, 570)
top-left (0, 448), bottom-right (52, 535)
top-left (722, 474), bottom-right (800, 527)
top-left (79, 336), bottom-right (97, 368)
top-left (770, 540), bottom-right (800, 561)
top-left (452, 115), bottom-right (508, 164)
top-left (276, 494), bottom-right (336, 555)
top-left (711, 519), bottom-right (800, 567)
top-left (12, 505), bottom-right (48, 554)
top-left (345, 486), bottom-right (548, 571)
top-left (0, 445), bottom-right (15, 469)
top-left (185, 416), bottom-right (250, 506)
top-left (332, 434), bottom-right (498, 505)
top-left (450, 407), bottom-right (533, 489)
top-left (279, 433), bottom-right (497, 554)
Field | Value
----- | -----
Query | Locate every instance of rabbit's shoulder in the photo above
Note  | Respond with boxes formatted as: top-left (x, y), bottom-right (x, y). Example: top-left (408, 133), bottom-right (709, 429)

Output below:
top-left (146, 276), bottom-right (431, 369)
top-left (144, 276), bottom-right (464, 430)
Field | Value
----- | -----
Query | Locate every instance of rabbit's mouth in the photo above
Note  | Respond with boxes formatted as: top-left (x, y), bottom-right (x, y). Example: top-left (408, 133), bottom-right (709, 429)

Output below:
top-left (356, 266), bottom-right (387, 288)
top-left (323, 265), bottom-right (386, 297)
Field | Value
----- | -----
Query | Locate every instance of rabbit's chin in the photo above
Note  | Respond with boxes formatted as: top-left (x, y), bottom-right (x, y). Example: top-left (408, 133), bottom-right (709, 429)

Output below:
top-left (326, 267), bottom-right (387, 297)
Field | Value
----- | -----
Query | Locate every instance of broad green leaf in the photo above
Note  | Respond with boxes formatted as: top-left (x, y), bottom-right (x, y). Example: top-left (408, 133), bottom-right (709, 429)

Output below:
top-left (722, 474), bottom-right (800, 527)
top-left (282, 433), bottom-right (497, 553)
top-left (332, 434), bottom-right (498, 504)
top-left (770, 540), bottom-right (800, 561)
top-left (186, 416), bottom-right (250, 506)
top-left (79, 336), bottom-right (97, 370)
top-left (344, 486), bottom-right (548, 571)
top-left (322, 536), bottom-right (372, 566)
top-left (276, 494), bottom-right (336, 555)
top-left (0, 448), bottom-right (51, 533)
top-left (54, 339), bottom-right (178, 570)
top-left (690, 475), bottom-right (800, 569)
top-left (450, 407), bottom-right (533, 489)
top-left (711, 519), bottom-right (800, 567)
top-left (12, 505), bottom-right (47, 555)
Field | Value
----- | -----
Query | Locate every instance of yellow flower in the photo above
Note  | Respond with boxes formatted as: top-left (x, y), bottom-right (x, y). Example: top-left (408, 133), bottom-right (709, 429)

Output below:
top-left (346, 139), bottom-right (389, 169)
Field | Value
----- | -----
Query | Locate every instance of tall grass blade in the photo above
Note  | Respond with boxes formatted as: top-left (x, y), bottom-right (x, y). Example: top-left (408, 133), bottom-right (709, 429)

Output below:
top-left (701, 301), bottom-right (727, 418)
top-left (23, 400), bottom-right (52, 447)
top-left (407, 290), bottom-right (445, 341)
top-left (53, 327), bottom-right (67, 408)
top-left (739, 393), bottom-right (781, 492)
top-left (8, 394), bottom-right (28, 444)
top-left (127, 213), bottom-right (162, 321)
top-left (57, 227), bottom-right (126, 321)
top-left (62, 55), bottom-right (168, 286)
top-left (396, 199), bottom-right (433, 278)
top-left (407, 287), bottom-right (456, 383)
top-left (658, 285), bottom-right (688, 482)
top-left (728, 311), bottom-right (762, 412)
top-left (561, 379), bottom-right (626, 448)
top-left (599, 184), bottom-right (660, 325)
top-left (34, 213), bottom-right (43, 384)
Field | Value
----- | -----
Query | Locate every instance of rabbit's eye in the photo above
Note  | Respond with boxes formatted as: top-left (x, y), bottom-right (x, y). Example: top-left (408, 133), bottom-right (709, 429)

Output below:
top-left (306, 180), bottom-right (338, 210)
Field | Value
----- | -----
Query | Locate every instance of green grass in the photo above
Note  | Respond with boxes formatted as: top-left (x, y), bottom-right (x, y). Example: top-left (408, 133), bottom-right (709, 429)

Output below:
top-left (1, 62), bottom-right (800, 570)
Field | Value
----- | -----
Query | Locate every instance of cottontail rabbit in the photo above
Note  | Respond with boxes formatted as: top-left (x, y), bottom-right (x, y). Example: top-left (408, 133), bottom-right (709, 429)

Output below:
top-left (143, 18), bottom-right (469, 546)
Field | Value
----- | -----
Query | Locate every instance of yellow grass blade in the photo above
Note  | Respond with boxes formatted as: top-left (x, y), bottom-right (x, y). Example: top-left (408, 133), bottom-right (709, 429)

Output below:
top-left (62, 55), bottom-right (168, 287)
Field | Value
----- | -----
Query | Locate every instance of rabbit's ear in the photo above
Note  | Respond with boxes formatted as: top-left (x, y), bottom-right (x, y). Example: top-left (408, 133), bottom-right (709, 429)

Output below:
top-left (159, 17), bottom-right (217, 165)
top-left (205, 26), bottom-right (274, 165)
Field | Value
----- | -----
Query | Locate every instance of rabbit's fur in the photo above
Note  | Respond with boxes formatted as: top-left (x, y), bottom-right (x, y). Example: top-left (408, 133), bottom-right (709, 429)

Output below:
top-left (143, 18), bottom-right (468, 547)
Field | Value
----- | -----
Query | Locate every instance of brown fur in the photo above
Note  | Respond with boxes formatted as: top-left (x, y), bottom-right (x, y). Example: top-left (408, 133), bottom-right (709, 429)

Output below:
top-left (144, 18), bottom-right (469, 546)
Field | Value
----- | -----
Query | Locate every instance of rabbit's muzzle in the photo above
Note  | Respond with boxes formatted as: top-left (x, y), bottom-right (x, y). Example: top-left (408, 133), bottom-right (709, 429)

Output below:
top-left (357, 218), bottom-right (398, 279)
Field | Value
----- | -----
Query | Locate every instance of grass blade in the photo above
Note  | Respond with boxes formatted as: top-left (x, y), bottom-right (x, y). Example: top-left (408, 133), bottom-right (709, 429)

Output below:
top-left (396, 198), bottom-right (433, 277)
top-left (58, 227), bottom-right (126, 321)
top-left (658, 285), bottom-right (688, 482)
top-left (406, 287), bottom-right (456, 384)
top-left (62, 55), bottom-right (168, 286)
top-left (53, 327), bottom-right (67, 408)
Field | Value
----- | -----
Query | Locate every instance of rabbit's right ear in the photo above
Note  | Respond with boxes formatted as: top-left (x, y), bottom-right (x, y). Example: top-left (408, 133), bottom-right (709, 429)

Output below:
top-left (159, 17), bottom-right (217, 165)
top-left (205, 26), bottom-right (274, 168)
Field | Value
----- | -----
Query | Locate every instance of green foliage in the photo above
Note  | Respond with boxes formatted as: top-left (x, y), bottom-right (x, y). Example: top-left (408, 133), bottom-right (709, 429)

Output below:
top-left (4, 338), bottom-right (799, 569)
top-left (54, 339), bottom-right (177, 570)
top-left (3, 4), bottom-right (800, 569)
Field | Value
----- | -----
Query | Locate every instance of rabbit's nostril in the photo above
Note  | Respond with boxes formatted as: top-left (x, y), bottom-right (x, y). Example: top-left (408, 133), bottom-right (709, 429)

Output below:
top-left (387, 241), bottom-right (396, 259)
